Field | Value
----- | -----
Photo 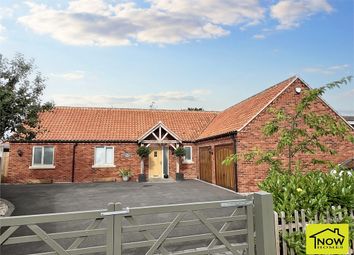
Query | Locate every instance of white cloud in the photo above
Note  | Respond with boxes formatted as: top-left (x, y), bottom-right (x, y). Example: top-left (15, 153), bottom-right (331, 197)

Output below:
top-left (50, 89), bottom-right (210, 107)
top-left (68, 0), bottom-right (113, 16)
top-left (0, 5), bottom-right (15, 42)
top-left (18, 0), bottom-right (264, 46)
top-left (0, 24), bottom-right (6, 42)
top-left (253, 34), bottom-right (265, 40)
top-left (303, 64), bottom-right (350, 75)
top-left (327, 64), bottom-right (350, 71)
top-left (149, 0), bottom-right (264, 26)
top-left (270, 0), bottom-right (333, 30)
top-left (50, 71), bottom-right (85, 80)
top-left (191, 89), bottom-right (211, 95)
top-left (0, 6), bottom-right (14, 19)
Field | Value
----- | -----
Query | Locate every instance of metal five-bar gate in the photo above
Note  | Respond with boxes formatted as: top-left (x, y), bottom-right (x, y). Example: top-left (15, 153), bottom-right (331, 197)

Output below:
top-left (0, 192), bottom-right (275, 255)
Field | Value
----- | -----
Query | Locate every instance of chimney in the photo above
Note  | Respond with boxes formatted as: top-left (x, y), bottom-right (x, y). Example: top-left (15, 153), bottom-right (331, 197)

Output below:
top-left (334, 228), bottom-right (339, 235)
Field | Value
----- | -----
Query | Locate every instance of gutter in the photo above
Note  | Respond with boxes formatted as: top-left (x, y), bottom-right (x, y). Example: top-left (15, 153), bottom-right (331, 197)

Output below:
top-left (231, 133), bottom-right (238, 192)
top-left (9, 139), bottom-right (196, 144)
top-left (71, 143), bottom-right (78, 182)
top-left (9, 139), bottom-right (136, 144)
top-left (196, 131), bottom-right (237, 143)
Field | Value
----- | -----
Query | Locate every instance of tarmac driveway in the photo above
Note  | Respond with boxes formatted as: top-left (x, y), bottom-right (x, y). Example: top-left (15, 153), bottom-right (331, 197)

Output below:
top-left (1, 180), bottom-right (245, 255)
top-left (1, 180), bottom-right (240, 215)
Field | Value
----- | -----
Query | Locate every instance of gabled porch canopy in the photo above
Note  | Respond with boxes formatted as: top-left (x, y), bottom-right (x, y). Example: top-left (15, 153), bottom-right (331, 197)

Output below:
top-left (138, 121), bottom-right (182, 149)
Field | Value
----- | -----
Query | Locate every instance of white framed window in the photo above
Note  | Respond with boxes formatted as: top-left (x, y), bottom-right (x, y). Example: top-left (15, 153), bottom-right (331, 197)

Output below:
top-left (183, 146), bottom-right (193, 163)
top-left (93, 146), bottom-right (115, 167)
top-left (31, 146), bottom-right (55, 168)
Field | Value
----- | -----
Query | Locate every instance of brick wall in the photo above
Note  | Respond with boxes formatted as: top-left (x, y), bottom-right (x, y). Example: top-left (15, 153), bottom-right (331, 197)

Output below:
top-left (7, 143), bottom-right (74, 183)
top-left (6, 142), bottom-right (198, 183)
top-left (236, 79), bottom-right (354, 192)
top-left (180, 143), bottom-right (198, 179)
top-left (73, 143), bottom-right (141, 182)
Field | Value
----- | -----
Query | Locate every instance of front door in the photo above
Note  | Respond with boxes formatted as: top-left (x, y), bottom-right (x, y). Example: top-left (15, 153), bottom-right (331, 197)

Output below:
top-left (149, 146), bottom-right (162, 178)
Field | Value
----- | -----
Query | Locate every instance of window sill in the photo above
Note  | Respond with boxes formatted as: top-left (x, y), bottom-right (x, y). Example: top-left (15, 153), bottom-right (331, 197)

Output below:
top-left (182, 161), bottom-right (194, 164)
top-left (92, 165), bottom-right (116, 169)
top-left (29, 165), bottom-right (56, 170)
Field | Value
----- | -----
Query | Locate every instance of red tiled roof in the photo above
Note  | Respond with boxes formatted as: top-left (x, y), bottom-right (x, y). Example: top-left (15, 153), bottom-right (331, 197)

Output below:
top-left (35, 76), bottom-right (298, 142)
top-left (36, 108), bottom-right (218, 142)
top-left (197, 76), bottom-right (297, 139)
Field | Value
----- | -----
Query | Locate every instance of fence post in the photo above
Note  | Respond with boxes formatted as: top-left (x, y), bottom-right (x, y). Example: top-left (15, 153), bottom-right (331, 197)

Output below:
top-left (113, 203), bottom-right (123, 255)
top-left (106, 203), bottom-right (115, 255)
top-left (254, 191), bottom-right (276, 255)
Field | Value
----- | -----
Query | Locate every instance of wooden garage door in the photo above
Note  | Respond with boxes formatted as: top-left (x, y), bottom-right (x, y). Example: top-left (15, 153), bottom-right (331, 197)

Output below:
top-left (199, 146), bottom-right (212, 183)
top-left (215, 144), bottom-right (235, 190)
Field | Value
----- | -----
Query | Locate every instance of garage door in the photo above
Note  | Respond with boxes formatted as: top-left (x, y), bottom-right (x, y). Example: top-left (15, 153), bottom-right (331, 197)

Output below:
top-left (215, 144), bottom-right (235, 190)
top-left (199, 146), bottom-right (212, 183)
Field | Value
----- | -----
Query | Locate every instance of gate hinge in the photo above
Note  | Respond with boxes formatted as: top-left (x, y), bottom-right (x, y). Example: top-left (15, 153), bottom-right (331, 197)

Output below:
top-left (101, 208), bottom-right (130, 216)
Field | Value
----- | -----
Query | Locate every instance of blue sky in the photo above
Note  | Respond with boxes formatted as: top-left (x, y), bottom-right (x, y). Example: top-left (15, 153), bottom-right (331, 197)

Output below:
top-left (0, 0), bottom-right (353, 114)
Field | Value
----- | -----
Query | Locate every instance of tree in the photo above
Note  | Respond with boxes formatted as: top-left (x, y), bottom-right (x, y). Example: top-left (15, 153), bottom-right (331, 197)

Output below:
top-left (185, 107), bottom-right (204, 111)
top-left (224, 76), bottom-right (354, 172)
top-left (0, 53), bottom-right (53, 141)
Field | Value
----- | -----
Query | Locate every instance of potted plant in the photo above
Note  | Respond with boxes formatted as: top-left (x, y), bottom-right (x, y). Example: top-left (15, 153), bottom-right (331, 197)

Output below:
top-left (118, 168), bottom-right (133, 182)
top-left (136, 146), bottom-right (151, 182)
top-left (174, 147), bottom-right (186, 181)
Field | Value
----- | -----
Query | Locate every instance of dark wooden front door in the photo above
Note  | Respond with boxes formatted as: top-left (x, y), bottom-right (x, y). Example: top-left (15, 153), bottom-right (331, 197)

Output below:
top-left (215, 144), bottom-right (235, 190)
top-left (199, 146), bottom-right (212, 183)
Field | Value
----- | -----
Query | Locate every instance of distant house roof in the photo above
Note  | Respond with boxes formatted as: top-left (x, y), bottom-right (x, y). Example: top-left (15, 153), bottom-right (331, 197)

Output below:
top-left (197, 76), bottom-right (297, 139)
top-left (343, 116), bottom-right (354, 127)
top-left (35, 107), bottom-right (217, 142)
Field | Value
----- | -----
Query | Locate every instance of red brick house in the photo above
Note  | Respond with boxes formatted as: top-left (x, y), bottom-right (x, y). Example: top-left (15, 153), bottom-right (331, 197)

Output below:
top-left (6, 76), bottom-right (354, 192)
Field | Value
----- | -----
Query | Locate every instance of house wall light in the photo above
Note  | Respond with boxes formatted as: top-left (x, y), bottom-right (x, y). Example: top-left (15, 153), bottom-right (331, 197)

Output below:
top-left (295, 87), bottom-right (302, 94)
top-left (17, 149), bottom-right (23, 157)
top-left (209, 148), bottom-right (213, 155)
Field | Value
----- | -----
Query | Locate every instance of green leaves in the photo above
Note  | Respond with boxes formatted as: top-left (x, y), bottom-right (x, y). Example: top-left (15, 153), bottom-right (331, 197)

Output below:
top-left (118, 168), bottom-right (133, 177)
top-left (267, 76), bottom-right (352, 172)
top-left (283, 232), bottom-right (306, 255)
top-left (266, 169), bottom-right (354, 254)
top-left (174, 147), bottom-right (186, 158)
top-left (259, 169), bottom-right (354, 219)
top-left (256, 76), bottom-right (354, 254)
top-left (223, 76), bottom-right (353, 175)
top-left (136, 146), bottom-right (151, 158)
top-left (0, 53), bottom-right (54, 141)
top-left (296, 76), bottom-right (352, 115)
top-left (222, 154), bottom-right (238, 166)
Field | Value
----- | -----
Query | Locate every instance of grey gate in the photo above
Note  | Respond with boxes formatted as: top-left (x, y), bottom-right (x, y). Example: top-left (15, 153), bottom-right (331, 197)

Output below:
top-left (0, 192), bottom-right (275, 255)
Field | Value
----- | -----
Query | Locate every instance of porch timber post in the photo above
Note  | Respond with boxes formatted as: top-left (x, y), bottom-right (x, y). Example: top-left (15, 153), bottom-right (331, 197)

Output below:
top-left (176, 144), bottom-right (180, 173)
top-left (140, 159), bottom-right (144, 174)
top-left (254, 191), bottom-right (276, 255)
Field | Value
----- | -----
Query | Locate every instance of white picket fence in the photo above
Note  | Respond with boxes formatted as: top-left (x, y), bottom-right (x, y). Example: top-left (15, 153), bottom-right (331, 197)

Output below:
top-left (274, 207), bottom-right (354, 255)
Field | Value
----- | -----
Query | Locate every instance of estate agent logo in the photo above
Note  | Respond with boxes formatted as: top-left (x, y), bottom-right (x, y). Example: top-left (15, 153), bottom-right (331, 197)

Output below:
top-left (306, 224), bottom-right (348, 254)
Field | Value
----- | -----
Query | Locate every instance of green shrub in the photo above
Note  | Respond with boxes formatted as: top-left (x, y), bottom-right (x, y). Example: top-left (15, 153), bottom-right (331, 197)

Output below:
top-left (259, 168), bottom-right (354, 220)
top-left (174, 147), bottom-right (186, 158)
top-left (283, 232), bottom-right (306, 255)
top-left (259, 168), bottom-right (354, 254)
top-left (136, 146), bottom-right (151, 158)
top-left (118, 168), bottom-right (132, 177)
